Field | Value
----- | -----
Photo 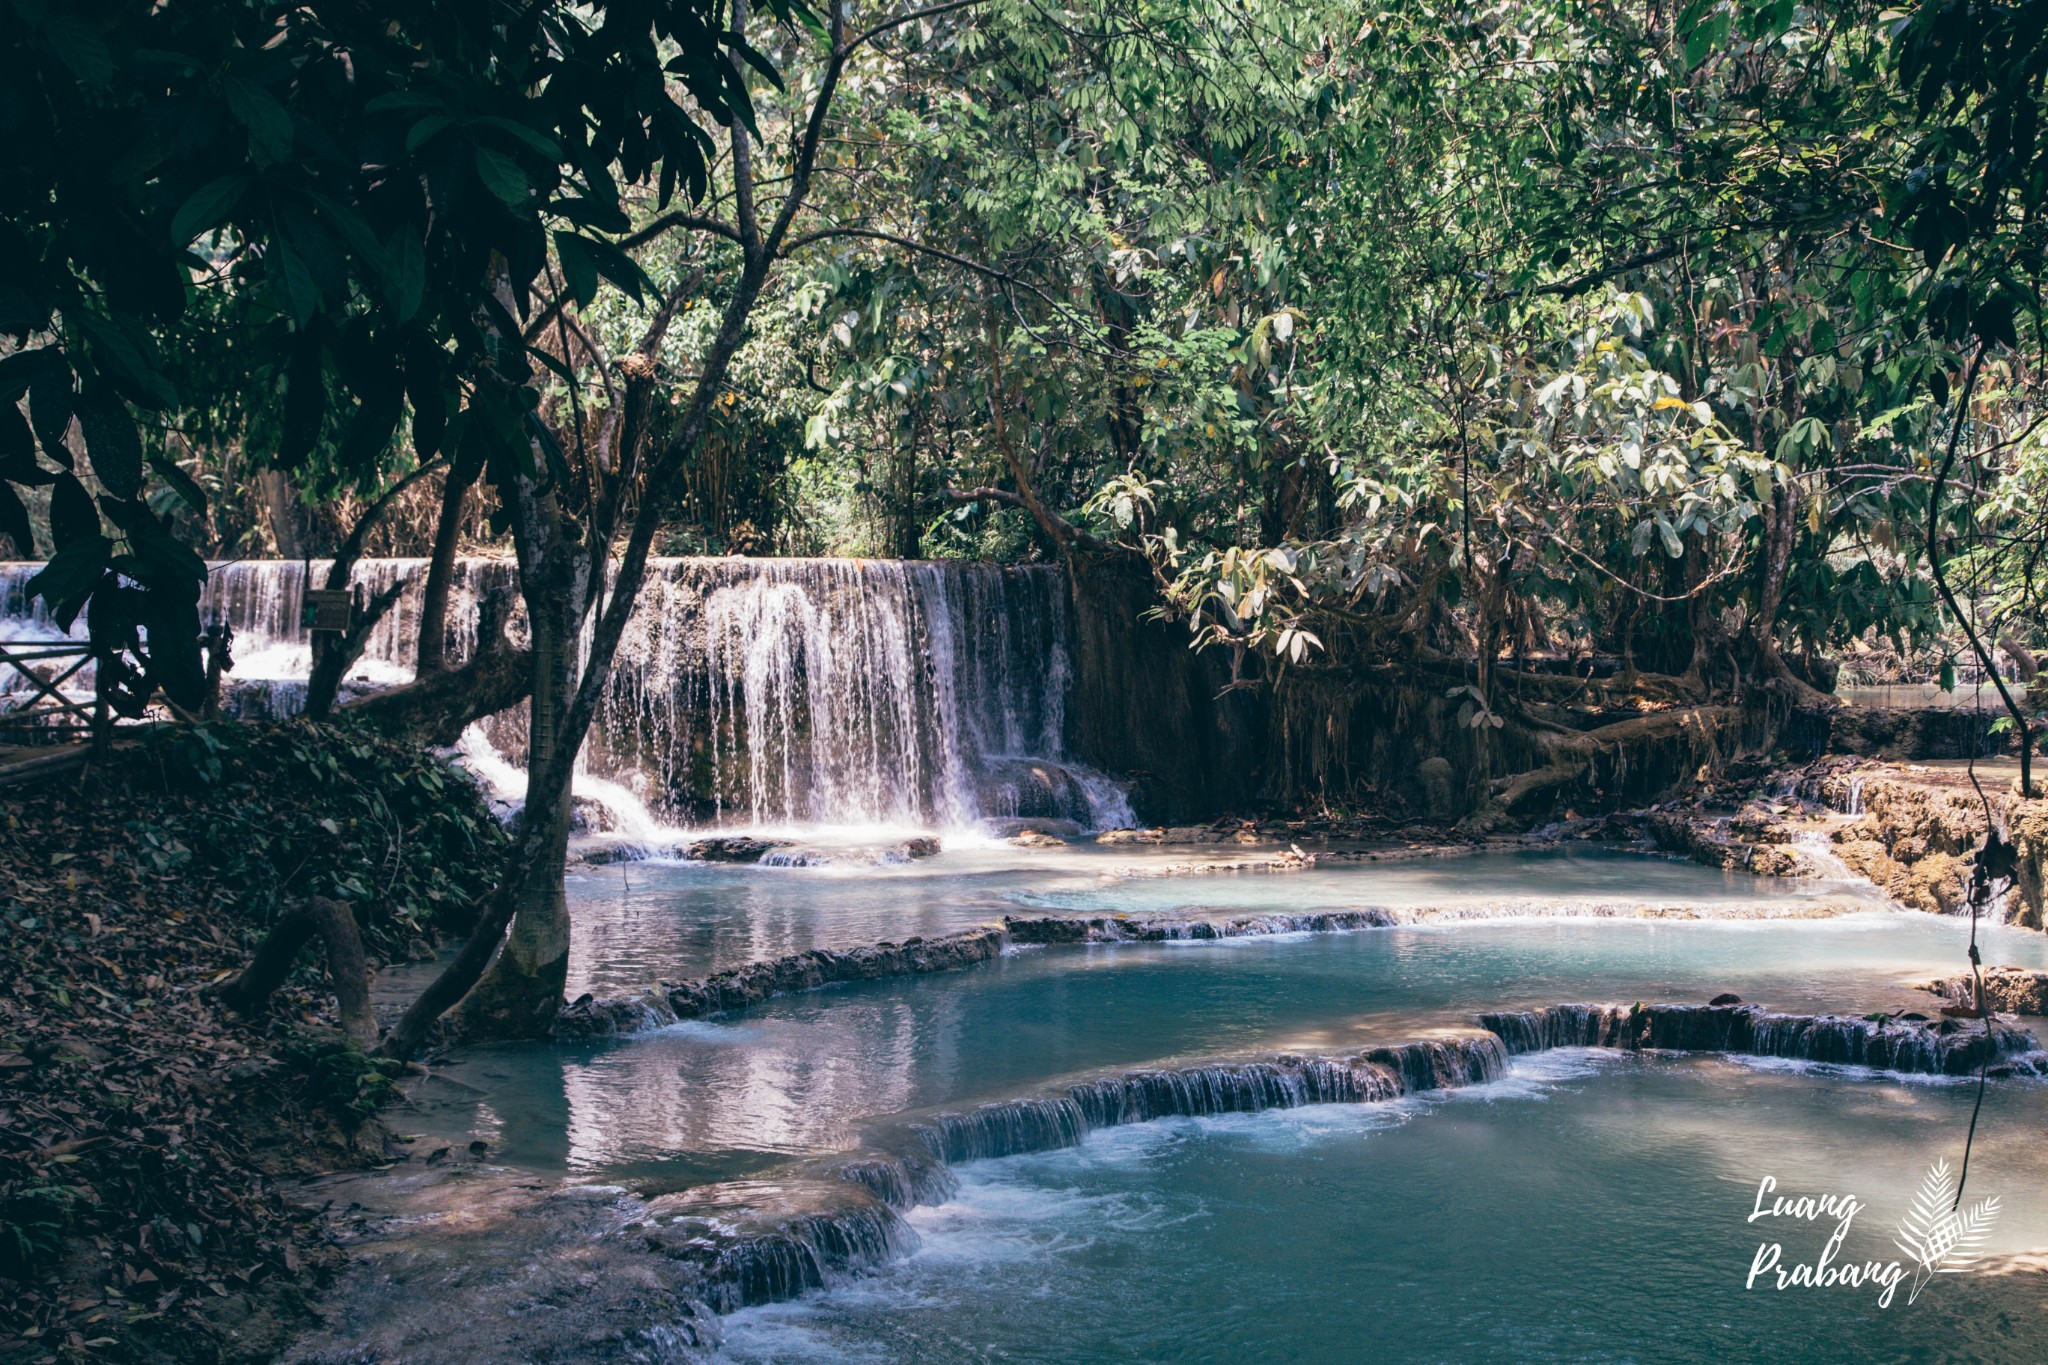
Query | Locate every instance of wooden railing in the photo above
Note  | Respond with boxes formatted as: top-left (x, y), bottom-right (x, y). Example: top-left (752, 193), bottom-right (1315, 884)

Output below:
top-left (0, 639), bottom-right (104, 742)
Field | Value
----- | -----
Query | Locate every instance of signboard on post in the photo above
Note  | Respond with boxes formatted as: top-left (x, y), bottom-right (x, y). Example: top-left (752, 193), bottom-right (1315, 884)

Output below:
top-left (303, 589), bottom-right (354, 636)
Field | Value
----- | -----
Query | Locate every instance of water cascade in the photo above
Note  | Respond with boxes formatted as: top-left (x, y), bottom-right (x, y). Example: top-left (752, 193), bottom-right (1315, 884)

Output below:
top-left (0, 557), bottom-right (1132, 834)
top-left (879, 1038), bottom-right (1510, 1172)
top-left (1479, 1001), bottom-right (2045, 1076)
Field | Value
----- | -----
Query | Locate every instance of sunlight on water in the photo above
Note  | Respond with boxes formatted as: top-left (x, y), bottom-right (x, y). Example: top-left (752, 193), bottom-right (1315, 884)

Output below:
top-left (550, 845), bottom-right (1885, 993)
top-left (716, 1056), bottom-right (2048, 1365)
top-left (401, 906), bottom-right (2048, 1178)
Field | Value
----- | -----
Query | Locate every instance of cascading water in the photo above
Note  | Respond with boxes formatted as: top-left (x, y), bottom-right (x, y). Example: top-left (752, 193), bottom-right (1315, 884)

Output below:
top-left (0, 556), bottom-right (1132, 835)
top-left (601, 558), bottom-right (1109, 831)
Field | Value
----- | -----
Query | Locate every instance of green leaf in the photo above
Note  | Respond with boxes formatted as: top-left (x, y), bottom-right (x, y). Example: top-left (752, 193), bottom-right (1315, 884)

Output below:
top-left (1656, 518), bottom-right (1683, 558)
top-left (40, 13), bottom-right (114, 86)
top-left (25, 535), bottom-right (111, 631)
top-left (148, 449), bottom-right (208, 519)
top-left (311, 195), bottom-right (396, 285)
top-left (271, 245), bottom-right (320, 324)
top-left (387, 230), bottom-right (425, 322)
top-left (405, 115), bottom-right (456, 154)
top-left (0, 401), bottom-right (31, 466)
top-left (73, 313), bottom-right (175, 410)
top-left (223, 77), bottom-right (294, 161)
top-left (49, 472), bottom-right (101, 547)
top-left (171, 174), bottom-right (250, 245)
top-left (471, 116), bottom-right (562, 161)
top-left (337, 383), bottom-right (405, 471)
top-left (0, 481), bottom-right (34, 557)
top-left (474, 148), bottom-right (532, 207)
top-left (279, 338), bottom-right (326, 470)
top-left (554, 233), bottom-right (599, 309)
top-left (576, 234), bottom-right (653, 303)
top-left (77, 387), bottom-right (143, 500)
top-left (27, 353), bottom-right (73, 465)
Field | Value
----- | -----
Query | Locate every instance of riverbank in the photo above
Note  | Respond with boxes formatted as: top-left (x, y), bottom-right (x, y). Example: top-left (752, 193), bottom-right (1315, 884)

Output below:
top-left (0, 725), bottom-right (503, 1364)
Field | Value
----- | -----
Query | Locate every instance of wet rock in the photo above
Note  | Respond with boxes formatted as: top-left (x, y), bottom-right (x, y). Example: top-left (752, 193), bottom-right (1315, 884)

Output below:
top-left (892, 1036), bottom-right (1507, 1166)
top-left (973, 758), bottom-right (1098, 824)
top-left (1007, 829), bottom-right (1067, 848)
top-left (557, 926), bottom-right (1011, 1038)
top-left (1918, 966), bottom-right (2048, 1015)
top-left (984, 817), bottom-right (1083, 839)
top-left (901, 836), bottom-right (942, 858)
top-left (1730, 802), bottom-right (1793, 843)
top-left (642, 1179), bottom-right (916, 1314)
top-left (688, 835), bottom-right (794, 863)
top-left (1417, 756), bottom-right (1456, 820)
top-left (1093, 826), bottom-right (1163, 844)
top-left (1479, 1001), bottom-right (2044, 1077)
top-left (576, 843), bottom-right (645, 866)
top-left (1003, 908), bottom-right (1398, 944)
top-left (1709, 993), bottom-right (1743, 1006)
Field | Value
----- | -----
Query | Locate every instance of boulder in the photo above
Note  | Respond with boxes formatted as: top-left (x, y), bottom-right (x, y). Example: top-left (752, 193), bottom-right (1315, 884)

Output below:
top-left (1917, 966), bottom-right (2048, 1015)
top-left (687, 836), bottom-right (793, 864)
top-left (983, 817), bottom-right (1084, 839)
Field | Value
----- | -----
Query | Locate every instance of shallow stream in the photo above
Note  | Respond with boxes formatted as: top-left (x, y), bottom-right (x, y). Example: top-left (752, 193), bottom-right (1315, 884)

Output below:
top-left (353, 846), bottom-right (2048, 1364)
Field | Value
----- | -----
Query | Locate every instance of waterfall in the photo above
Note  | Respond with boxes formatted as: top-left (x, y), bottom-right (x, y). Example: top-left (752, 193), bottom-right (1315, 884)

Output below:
top-left (1, 556), bottom-right (1131, 834)
top-left (1479, 1002), bottom-right (2046, 1077)
top-left (1789, 829), bottom-right (1857, 881)
top-left (899, 1038), bottom-right (1511, 1167)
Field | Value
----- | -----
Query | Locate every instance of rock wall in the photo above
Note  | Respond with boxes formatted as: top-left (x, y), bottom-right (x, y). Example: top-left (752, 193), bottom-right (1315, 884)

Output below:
top-left (1065, 559), bottom-right (1793, 825)
top-left (1062, 557), bottom-right (1267, 820)
top-left (1804, 764), bottom-right (2047, 925)
top-left (1825, 706), bottom-right (2013, 761)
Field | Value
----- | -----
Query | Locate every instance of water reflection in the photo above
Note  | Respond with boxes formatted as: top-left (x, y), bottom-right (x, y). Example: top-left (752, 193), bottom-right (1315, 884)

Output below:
top-left (562, 845), bottom-right (1870, 993)
top-left (408, 912), bottom-right (2048, 1177)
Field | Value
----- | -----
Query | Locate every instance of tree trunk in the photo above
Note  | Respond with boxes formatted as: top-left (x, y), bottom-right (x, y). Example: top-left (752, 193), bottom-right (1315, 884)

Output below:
top-left (218, 896), bottom-right (375, 1051)
top-left (303, 461), bottom-right (442, 718)
top-left (256, 469), bottom-right (306, 559)
top-left (446, 517), bottom-right (582, 1042)
top-left (1750, 480), bottom-right (1833, 707)
top-left (344, 587), bottom-right (531, 745)
top-left (379, 0), bottom-right (856, 1056)
top-left (415, 463), bottom-right (476, 674)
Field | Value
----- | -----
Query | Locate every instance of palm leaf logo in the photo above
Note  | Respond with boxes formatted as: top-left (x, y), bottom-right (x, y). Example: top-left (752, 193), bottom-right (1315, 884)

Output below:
top-left (1894, 1159), bottom-right (2001, 1304)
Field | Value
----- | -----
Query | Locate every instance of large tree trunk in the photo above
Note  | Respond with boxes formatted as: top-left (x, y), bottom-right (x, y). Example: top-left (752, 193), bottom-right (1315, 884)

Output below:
top-left (343, 587), bottom-right (531, 745)
top-left (415, 463), bottom-right (476, 674)
top-left (446, 495), bottom-right (584, 1042)
top-left (256, 469), bottom-right (307, 559)
top-left (304, 462), bottom-right (441, 718)
top-left (377, 0), bottom-right (853, 1056)
top-left (1750, 478), bottom-right (1834, 708)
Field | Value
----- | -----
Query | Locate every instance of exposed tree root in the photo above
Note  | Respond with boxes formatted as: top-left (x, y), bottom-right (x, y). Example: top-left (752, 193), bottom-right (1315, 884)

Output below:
top-left (1463, 704), bottom-right (1742, 832)
top-left (217, 895), bottom-right (376, 1050)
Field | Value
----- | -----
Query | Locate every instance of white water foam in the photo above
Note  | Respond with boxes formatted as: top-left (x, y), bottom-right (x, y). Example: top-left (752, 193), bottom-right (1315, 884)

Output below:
top-left (4, 557), bottom-right (1137, 839)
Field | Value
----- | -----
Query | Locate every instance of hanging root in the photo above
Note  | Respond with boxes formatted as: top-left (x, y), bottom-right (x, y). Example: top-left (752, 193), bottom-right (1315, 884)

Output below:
top-left (1463, 705), bottom-right (1739, 831)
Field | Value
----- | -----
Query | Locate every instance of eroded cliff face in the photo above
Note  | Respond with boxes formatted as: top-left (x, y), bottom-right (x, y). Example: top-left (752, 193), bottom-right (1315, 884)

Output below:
top-left (1801, 763), bottom-right (2045, 925)
top-left (1808, 767), bottom-right (1986, 916)
top-left (2013, 801), bottom-right (2048, 930)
